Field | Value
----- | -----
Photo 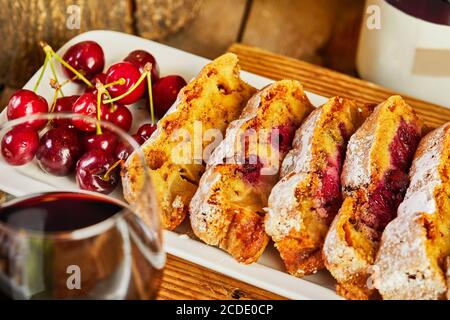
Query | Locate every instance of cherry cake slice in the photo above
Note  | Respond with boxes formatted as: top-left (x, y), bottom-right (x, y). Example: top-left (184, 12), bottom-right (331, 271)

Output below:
top-left (265, 96), bottom-right (372, 276)
top-left (189, 80), bottom-right (314, 264)
top-left (323, 95), bottom-right (422, 300)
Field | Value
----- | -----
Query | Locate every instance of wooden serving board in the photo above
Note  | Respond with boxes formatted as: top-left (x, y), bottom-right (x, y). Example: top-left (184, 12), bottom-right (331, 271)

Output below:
top-left (156, 43), bottom-right (450, 300)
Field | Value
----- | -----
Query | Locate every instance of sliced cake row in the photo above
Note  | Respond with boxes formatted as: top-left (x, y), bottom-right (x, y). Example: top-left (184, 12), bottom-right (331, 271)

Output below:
top-left (122, 53), bottom-right (449, 300)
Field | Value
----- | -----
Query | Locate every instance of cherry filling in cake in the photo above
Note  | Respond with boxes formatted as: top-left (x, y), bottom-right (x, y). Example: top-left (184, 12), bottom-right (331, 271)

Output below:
top-left (240, 124), bottom-right (296, 185)
top-left (239, 155), bottom-right (263, 185)
top-left (338, 122), bottom-right (349, 141)
top-left (269, 124), bottom-right (296, 155)
top-left (317, 123), bottom-right (348, 222)
top-left (365, 169), bottom-right (410, 231)
top-left (389, 119), bottom-right (421, 171)
top-left (360, 119), bottom-right (421, 239)
top-left (319, 144), bottom-right (345, 222)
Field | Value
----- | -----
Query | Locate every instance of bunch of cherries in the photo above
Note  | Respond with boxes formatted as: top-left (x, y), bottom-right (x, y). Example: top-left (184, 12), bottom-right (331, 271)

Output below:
top-left (1, 40), bottom-right (187, 194)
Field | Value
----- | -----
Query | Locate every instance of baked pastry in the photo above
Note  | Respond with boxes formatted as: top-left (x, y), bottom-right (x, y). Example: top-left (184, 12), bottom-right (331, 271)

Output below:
top-left (265, 97), bottom-right (372, 277)
top-left (322, 95), bottom-right (423, 300)
top-left (371, 122), bottom-right (450, 300)
top-left (189, 80), bottom-right (314, 263)
top-left (122, 53), bottom-right (256, 229)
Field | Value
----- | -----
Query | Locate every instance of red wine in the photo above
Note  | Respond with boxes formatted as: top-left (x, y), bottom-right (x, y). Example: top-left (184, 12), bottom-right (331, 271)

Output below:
top-left (0, 192), bottom-right (163, 300)
top-left (0, 192), bottom-right (122, 233)
top-left (386, 0), bottom-right (450, 26)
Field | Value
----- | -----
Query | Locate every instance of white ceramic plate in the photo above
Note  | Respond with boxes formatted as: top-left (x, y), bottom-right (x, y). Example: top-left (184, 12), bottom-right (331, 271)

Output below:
top-left (0, 30), bottom-right (339, 300)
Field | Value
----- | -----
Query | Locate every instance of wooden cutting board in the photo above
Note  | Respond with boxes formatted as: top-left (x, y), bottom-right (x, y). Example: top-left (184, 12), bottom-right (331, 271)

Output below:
top-left (156, 43), bottom-right (450, 300)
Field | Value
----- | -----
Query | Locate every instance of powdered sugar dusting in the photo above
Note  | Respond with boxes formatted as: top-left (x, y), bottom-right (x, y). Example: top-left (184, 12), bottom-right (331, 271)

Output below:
top-left (189, 170), bottom-right (223, 244)
top-left (265, 107), bottom-right (323, 242)
top-left (342, 131), bottom-right (374, 191)
top-left (265, 173), bottom-right (307, 241)
top-left (190, 88), bottom-right (265, 244)
top-left (281, 108), bottom-right (321, 177)
top-left (340, 103), bottom-right (384, 191)
top-left (323, 209), bottom-right (370, 282)
top-left (190, 85), bottom-right (272, 245)
top-left (372, 211), bottom-right (446, 299)
top-left (398, 124), bottom-right (447, 216)
top-left (208, 91), bottom-right (262, 166)
top-left (190, 81), bottom-right (313, 257)
top-left (372, 123), bottom-right (450, 300)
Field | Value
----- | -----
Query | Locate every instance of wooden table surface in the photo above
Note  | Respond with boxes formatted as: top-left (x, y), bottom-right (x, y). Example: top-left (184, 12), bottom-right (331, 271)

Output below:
top-left (0, 0), bottom-right (365, 93)
top-left (155, 43), bottom-right (450, 300)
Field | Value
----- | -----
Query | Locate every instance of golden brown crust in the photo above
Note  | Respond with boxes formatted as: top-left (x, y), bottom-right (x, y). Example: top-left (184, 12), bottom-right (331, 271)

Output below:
top-left (341, 96), bottom-right (420, 193)
top-left (336, 278), bottom-right (381, 300)
top-left (372, 122), bottom-right (450, 300)
top-left (322, 197), bottom-right (375, 295)
top-left (122, 53), bottom-right (256, 230)
top-left (190, 80), bottom-right (314, 263)
top-left (275, 237), bottom-right (325, 275)
top-left (220, 207), bottom-right (269, 264)
top-left (323, 96), bottom-right (423, 299)
top-left (265, 97), bottom-right (371, 277)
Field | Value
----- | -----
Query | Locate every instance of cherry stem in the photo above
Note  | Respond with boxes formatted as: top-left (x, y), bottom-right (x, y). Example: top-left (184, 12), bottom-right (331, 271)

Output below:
top-left (102, 159), bottom-right (123, 181)
top-left (103, 71), bottom-right (147, 104)
top-left (95, 80), bottom-right (118, 111)
top-left (46, 54), bottom-right (64, 97)
top-left (49, 87), bottom-right (60, 113)
top-left (49, 77), bottom-right (71, 104)
top-left (102, 78), bottom-right (126, 89)
top-left (49, 79), bottom-right (60, 90)
top-left (92, 78), bottom-right (115, 110)
top-left (40, 41), bottom-right (93, 88)
top-left (46, 84), bottom-right (60, 128)
top-left (146, 67), bottom-right (155, 125)
top-left (33, 53), bottom-right (50, 92)
top-left (105, 90), bottom-right (115, 111)
top-left (96, 89), bottom-right (103, 135)
top-left (60, 78), bottom-right (72, 87)
top-left (48, 78), bottom-right (73, 126)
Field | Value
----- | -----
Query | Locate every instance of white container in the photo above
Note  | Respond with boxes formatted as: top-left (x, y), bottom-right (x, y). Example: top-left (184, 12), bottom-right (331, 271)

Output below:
top-left (357, 0), bottom-right (450, 108)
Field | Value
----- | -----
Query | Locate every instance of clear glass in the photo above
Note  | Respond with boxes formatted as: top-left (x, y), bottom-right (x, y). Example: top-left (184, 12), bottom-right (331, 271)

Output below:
top-left (0, 113), bottom-right (164, 300)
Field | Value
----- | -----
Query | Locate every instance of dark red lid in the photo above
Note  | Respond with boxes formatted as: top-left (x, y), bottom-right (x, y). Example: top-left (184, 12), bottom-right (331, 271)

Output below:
top-left (386, 0), bottom-right (450, 26)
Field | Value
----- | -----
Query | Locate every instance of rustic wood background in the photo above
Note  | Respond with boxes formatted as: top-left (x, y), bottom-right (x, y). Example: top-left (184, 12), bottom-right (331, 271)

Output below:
top-left (0, 0), bottom-right (365, 107)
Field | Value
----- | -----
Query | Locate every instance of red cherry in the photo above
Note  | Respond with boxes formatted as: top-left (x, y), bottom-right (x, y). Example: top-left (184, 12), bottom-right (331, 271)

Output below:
top-left (53, 95), bottom-right (79, 113)
top-left (124, 50), bottom-right (160, 83)
top-left (51, 95), bottom-right (80, 129)
top-left (104, 104), bottom-right (133, 132)
top-left (132, 133), bottom-right (145, 145)
top-left (91, 72), bottom-right (107, 85)
top-left (152, 75), bottom-right (186, 118)
top-left (137, 123), bottom-right (157, 141)
top-left (36, 127), bottom-right (83, 176)
top-left (71, 92), bottom-right (107, 132)
top-left (83, 131), bottom-right (118, 155)
top-left (62, 41), bottom-right (105, 81)
top-left (1, 126), bottom-right (39, 166)
top-left (84, 73), bottom-right (107, 93)
top-left (105, 62), bottom-right (145, 105)
top-left (6, 89), bottom-right (48, 130)
top-left (76, 150), bottom-right (119, 194)
top-left (114, 134), bottom-right (144, 161)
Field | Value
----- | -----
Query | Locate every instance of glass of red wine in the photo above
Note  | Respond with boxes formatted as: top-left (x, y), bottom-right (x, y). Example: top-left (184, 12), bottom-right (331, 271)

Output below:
top-left (0, 113), bottom-right (164, 300)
